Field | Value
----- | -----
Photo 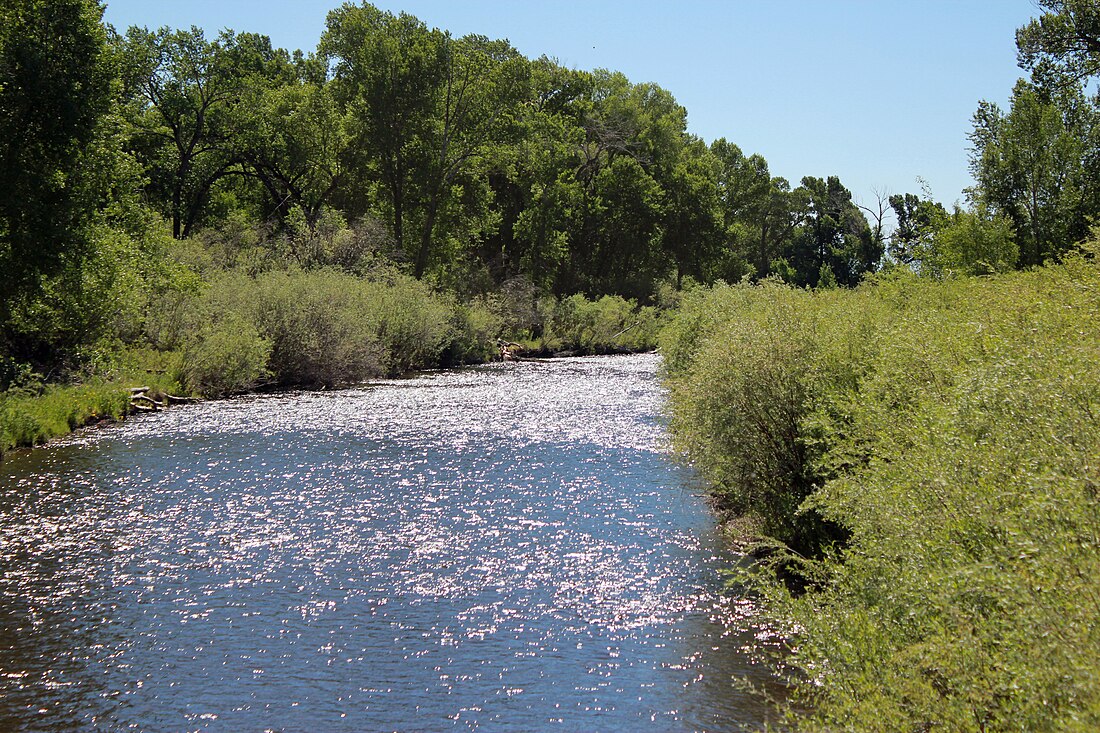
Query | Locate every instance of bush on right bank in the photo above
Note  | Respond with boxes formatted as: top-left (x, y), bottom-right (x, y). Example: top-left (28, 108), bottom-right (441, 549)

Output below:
top-left (660, 255), bottom-right (1100, 730)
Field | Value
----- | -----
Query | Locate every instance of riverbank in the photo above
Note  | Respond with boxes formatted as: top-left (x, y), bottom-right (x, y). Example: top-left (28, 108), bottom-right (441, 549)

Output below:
top-left (659, 253), bottom-right (1100, 729)
top-left (1, 285), bottom-right (663, 457)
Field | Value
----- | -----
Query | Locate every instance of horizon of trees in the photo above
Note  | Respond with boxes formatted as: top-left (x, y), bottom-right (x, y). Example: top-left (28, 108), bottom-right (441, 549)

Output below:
top-left (3, 0), bottom-right (1098, 373)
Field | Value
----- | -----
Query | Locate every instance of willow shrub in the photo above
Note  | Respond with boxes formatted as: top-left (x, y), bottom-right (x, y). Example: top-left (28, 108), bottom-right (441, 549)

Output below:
top-left (660, 280), bottom-right (867, 559)
top-left (179, 270), bottom-right (465, 395)
top-left (661, 259), bottom-right (1100, 730)
top-left (545, 294), bottom-right (660, 354)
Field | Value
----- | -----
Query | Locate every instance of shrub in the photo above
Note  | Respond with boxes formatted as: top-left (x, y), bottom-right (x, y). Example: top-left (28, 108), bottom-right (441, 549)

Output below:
top-left (180, 312), bottom-right (272, 397)
top-left (662, 256), bottom-right (1100, 730)
top-left (662, 280), bottom-right (851, 559)
top-left (177, 269), bottom-right (467, 389)
top-left (249, 270), bottom-right (383, 386)
top-left (545, 293), bottom-right (659, 354)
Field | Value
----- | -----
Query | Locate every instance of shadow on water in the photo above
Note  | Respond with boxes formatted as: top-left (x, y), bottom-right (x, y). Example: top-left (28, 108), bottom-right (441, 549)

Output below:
top-left (0, 354), bottom-right (790, 731)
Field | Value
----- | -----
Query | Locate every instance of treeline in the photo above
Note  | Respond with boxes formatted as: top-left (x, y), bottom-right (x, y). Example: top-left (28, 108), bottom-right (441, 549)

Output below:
top-left (108, 4), bottom-right (888, 295)
top-left (1, 0), bottom-right (898, 388)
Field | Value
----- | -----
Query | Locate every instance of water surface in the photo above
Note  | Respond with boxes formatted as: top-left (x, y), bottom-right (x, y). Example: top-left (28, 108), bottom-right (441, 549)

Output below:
top-left (0, 354), bottom-right (785, 731)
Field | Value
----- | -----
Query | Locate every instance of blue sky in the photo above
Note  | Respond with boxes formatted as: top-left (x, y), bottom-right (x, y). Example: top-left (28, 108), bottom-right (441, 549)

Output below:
top-left (102, 1), bottom-right (1039, 214)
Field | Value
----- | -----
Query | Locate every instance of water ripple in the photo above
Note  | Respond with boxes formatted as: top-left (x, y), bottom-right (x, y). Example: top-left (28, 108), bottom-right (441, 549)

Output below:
top-left (0, 354), bottom-right (785, 732)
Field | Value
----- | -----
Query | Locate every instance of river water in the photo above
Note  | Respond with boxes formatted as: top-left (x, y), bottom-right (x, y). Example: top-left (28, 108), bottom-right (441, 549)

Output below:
top-left (0, 354), bottom-right (785, 732)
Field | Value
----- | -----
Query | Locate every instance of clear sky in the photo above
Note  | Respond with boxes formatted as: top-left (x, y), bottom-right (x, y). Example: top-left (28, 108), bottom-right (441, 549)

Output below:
top-left (101, 0), bottom-right (1040, 214)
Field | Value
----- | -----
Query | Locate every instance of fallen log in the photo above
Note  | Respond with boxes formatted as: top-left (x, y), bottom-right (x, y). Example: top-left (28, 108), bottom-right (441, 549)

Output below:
top-left (165, 394), bottom-right (201, 404)
top-left (131, 394), bottom-right (165, 408)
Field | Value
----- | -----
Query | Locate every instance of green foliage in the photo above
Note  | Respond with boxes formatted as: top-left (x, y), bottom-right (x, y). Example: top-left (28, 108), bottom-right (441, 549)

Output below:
top-left (969, 80), bottom-right (1094, 266)
top-left (178, 269), bottom-right (466, 390)
top-left (784, 175), bottom-right (880, 288)
top-left (1016, 0), bottom-right (1100, 88)
top-left (927, 207), bottom-right (1018, 277)
top-left (662, 256), bottom-right (1100, 730)
top-left (544, 294), bottom-right (660, 354)
top-left (180, 311), bottom-right (272, 397)
top-left (0, 0), bottom-right (115, 350)
top-left (444, 298), bottom-right (504, 365)
top-left (661, 281), bottom-right (855, 557)
top-left (118, 25), bottom-right (296, 239)
top-left (1, 380), bottom-right (130, 453)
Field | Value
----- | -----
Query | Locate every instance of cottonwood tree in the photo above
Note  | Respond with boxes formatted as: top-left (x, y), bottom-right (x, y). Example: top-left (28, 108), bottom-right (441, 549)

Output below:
top-left (711, 139), bottom-right (807, 280)
top-left (969, 80), bottom-right (1093, 265)
top-left (785, 176), bottom-right (878, 287)
top-left (119, 27), bottom-right (294, 238)
top-left (0, 0), bottom-right (115, 350)
top-left (1017, 0), bottom-right (1100, 88)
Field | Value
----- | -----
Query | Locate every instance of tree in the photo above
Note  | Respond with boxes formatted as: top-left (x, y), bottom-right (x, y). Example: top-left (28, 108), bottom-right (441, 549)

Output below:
top-left (785, 176), bottom-right (878, 287)
top-left (0, 0), bottom-right (115, 346)
top-left (119, 27), bottom-right (294, 239)
top-left (236, 78), bottom-right (349, 229)
top-left (931, 207), bottom-right (1018, 277)
top-left (565, 71), bottom-right (687, 297)
top-left (323, 4), bottom-right (443, 274)
top-left (412, 33), bottom-right (529, 279)
top-left (1017, 0), bottom-right (1100, 88)
top-left (495, 58), bottom-right (588, 289)
top-left (888, 192), bottom-right (948, 264)
top-left (969, 80), bottom-right (1092, 266)
top-left (660, 136), bottom-right (722, 288)
top-left (711, 140), bottom-right (806, 281)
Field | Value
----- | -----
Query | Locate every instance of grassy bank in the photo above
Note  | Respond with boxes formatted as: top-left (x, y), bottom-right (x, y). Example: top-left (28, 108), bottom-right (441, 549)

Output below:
top-left (660, 255), bottom-right (1100, 730)
top-left (1, 270), bottom-right (660, 457)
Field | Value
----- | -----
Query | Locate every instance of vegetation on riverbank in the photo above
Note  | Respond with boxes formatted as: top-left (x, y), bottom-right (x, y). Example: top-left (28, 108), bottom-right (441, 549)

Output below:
top-left (4, 0), bottom-right (812, 457)
top-left (0, 272), bottom-right (658, 455)
top-left (661, 251), bottom-right (1100, 729)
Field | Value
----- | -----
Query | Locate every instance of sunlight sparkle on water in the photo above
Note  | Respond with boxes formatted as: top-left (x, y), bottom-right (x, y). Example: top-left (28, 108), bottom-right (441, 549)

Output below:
top-left (0, 354), bottom-right (787, 732)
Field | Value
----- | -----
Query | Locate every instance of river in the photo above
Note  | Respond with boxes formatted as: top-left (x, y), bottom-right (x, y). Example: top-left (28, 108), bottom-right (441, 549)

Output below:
top-left (0, 354), bottom-right (786, 732)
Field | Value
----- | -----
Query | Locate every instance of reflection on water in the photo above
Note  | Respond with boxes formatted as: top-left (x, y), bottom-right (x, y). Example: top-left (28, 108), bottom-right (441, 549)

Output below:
top-left (0, 354), bottom-right (786, 731)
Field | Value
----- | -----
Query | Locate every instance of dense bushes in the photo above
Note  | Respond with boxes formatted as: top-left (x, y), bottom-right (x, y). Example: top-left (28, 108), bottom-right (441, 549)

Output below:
top-left (176, 270), bottom-right (460, 395)
top-left (661, 256), bottom-right (1100, 730)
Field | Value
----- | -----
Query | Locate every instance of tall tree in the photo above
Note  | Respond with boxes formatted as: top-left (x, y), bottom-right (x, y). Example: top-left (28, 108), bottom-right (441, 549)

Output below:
top-left (888, 192), bottom-right (948, 265)
top-left (236, 76), bottom-right (349, 228)
top-left (660, 136), bottom-right (722, 288)
top-left (785, 176), bottom-right (878, 287)
top-left (969, 80), bottom-right (1093, 266)
top-left (1017, 0), bottom-right (1100, 88)
top-left (500, 59), bottom-right (589, 289)
top-left (119, 27), bottom-right (294, 238)
top-left (711, 140), bottom-right (805, 280)
top-left (322, 4), bottom-right (443, 274)
top-left (412, 33), bottom-right (528, 279)
top-left (0, 0), bottom-right (115, 337)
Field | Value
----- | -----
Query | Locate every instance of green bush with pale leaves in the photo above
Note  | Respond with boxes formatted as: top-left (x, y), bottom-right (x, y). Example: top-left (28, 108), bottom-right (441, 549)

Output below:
top-left (661, 255), bottom-right (1100, 731)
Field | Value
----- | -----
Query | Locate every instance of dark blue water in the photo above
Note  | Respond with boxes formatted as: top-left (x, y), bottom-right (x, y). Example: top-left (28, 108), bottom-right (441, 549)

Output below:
top-left (0, 354), bottom-right (786, 731)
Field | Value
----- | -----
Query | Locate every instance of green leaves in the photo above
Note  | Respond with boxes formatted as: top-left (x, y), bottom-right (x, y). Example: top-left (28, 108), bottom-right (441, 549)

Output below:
top-left (969, 80), bottom-right (1092, 267)
top-left (662, 256), bottom-right (1100, 730)
top-left (0, 0), bottom-right (114, 314)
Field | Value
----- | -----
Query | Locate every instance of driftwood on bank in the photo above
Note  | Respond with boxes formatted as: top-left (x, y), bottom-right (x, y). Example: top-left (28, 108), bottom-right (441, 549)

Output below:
top-left (131, 393), bottom-right (165, 408)
top-left (165, 394), bottom-right (200, 404)
top-left (128, 387), bottom-right (200, 413)
top-left (496, 339), bottom-right (524, 361)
